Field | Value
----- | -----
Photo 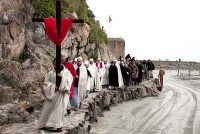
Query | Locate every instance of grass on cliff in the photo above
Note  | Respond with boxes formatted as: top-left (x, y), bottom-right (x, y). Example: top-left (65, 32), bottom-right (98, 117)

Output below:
top-left (85, 48), bottom-right (98, 62)
top-left (30, 0), bottom-right (108, 44)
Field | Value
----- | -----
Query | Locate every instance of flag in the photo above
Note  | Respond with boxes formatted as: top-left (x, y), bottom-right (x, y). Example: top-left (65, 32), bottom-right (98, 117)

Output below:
top-left (109, 15), bottom-right (112, 23)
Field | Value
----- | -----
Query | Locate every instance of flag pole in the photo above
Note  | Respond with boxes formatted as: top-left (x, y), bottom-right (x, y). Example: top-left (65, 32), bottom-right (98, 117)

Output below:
top-left (108, 15), bottom-right (112, 38)
top-left (109, 22), bottom-right (111, 38)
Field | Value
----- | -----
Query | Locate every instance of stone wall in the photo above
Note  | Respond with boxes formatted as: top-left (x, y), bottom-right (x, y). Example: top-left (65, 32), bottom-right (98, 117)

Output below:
top-left (153, 60), bottom-right (200, 70)
top-left (107, 38), bottom-right (125, 60)
top-left (0, 79), bottom-right (161, 134)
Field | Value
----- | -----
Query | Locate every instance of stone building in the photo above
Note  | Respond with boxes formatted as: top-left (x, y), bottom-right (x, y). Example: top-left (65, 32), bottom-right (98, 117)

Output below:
top-left (108, 38), bottom-right (125, 60)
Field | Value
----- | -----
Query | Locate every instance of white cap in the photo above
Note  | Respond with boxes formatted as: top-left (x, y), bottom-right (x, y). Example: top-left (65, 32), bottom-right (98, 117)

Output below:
top-left (84, 60), bottom-right (89, 65)
top-left (77, 56), bottom-right (83, 61)
top-left (89, 58), bottom-right (94, 62)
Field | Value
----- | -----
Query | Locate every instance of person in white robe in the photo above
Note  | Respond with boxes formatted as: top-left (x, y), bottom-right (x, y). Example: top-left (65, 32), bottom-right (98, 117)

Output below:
top-left (84, 60), bottom-right (93, 97)
top-left (102, 59), bottom-right (110, 86)
top-left (96, 58), bottom-right (105, 84)
top-left (38, 59), bottom-right (73, 131)
top-left (89, 59), bottom-right (102, 91)
top-left (71, 57), bottom-right (88, 109)
top-left (114, 60), bottom-right (124, 87)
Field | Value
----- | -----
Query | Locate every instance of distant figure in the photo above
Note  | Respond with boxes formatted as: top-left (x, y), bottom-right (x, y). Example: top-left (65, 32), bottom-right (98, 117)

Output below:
top-left (84, 61), bottom-right (93, 97)
top-left (114, 60), bottom-right (124, 87)
top-left (136, 60), bottom-right (143, 85)
top-left (89, 59), bottom-right (102, 91)
top-left (119, 59), bottom-right (126, 85)
top-left (125, 54), bottom-right (131, 65)
top-left (102, 59), bottom-right (110, 87)
top-left (177, 58), bottom-right (181, 76)
top-left (147, 59), bottom-right (155, 79)
top-left (130, 61), bottom-right (138, 85)
top-left (142, 60), bottom-right (148, 80)
top-left (109, 61), bottom-right (119, 88)
top-left (158, 65), bottom-right (165, 88)
top-left (124, 63), bottom-right (132, 87)
top-left (96, 58), bottom-right (105, 83)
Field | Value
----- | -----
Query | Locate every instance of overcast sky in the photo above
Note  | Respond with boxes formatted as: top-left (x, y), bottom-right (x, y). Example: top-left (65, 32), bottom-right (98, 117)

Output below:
top-left (87, 0), bottom-right (200, 61)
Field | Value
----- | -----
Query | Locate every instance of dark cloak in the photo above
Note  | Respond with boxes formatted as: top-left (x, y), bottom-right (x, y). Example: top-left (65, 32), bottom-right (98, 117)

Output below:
top-left (109, 65), bottom-right (119, 87)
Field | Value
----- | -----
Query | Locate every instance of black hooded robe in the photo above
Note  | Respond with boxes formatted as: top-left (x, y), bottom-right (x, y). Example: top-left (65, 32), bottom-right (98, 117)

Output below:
top-left (137, 64), bottom-right (143, 84)
top-left (109, 65), bottom-right (119, 87)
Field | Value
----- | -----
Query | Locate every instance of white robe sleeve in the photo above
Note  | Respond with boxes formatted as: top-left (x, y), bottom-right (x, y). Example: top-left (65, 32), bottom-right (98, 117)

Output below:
top-left (59, 69), bottom-right (73, 93)
top-left (43, 72), bottom-right (56, 100)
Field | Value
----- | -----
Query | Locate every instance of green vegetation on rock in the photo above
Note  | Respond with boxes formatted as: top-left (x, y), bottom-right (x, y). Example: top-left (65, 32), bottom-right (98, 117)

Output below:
top-left (30, 0), bottom-right (108, 44)
top-left (86, 48), bottom-right (98, 62)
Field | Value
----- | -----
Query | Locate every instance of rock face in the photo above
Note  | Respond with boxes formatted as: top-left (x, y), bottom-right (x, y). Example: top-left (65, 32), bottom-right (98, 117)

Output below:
top-left (0, 0), bottom-right (56, 121)
top-left (33, 12), bottom-right (116, 62)
top-left (0, 0), bottom-right (117, 127)
top-left (107, 38), bottom-right (125, 60)
top-left (0, 0), bottom-right (34, 60)
top-left (0, 79), bottom-right (160, 134)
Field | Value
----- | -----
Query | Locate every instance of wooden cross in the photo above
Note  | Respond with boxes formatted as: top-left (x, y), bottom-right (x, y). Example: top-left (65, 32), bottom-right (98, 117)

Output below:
top-left (33, 0), bottom-right (83, 87)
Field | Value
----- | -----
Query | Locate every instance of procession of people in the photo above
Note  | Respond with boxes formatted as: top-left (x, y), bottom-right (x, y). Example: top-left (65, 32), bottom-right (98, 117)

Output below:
top-left (39, 53), bottom-right (162, 131)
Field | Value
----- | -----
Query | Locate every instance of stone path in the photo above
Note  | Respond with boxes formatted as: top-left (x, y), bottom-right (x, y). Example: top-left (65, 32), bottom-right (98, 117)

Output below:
top-left (90, 70), bottom-right (200, 134)
top-left (0, 79), bottom-right (160, 134)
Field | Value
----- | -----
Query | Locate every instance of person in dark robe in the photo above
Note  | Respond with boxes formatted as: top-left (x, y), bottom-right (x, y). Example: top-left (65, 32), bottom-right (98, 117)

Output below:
top-left (131, 57), bottom-right (135, 63)
top-left (147, 59), bottom-right (155, 79)
top-left (124, 63), bottom-right (132, 87)
top-left (136, 60), bottom-right (143, 85)
top-left (130, 61), bottom-right (138, 85)
top-left (109, 61), bottom-right (119, 88)
top-left (142, 60), bottom-right (148, 80)
top-left (125, 54), bottom-right (131, 61)
top-left (125, 54), bottom-right (131, 65)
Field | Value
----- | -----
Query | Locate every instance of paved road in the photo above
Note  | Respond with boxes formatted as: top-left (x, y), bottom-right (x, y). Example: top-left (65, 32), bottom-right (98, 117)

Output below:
top-left (91, 70), bottom-right (200, 134)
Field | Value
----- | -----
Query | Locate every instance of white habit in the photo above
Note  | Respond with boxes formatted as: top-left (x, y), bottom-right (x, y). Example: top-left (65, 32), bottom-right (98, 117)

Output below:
top-left (115, 61), bottom-right (124, 87)
top-left (90, 63), bottom-right (102, 91)
top-left (75, 64), bottom-right (88, 103)
top-left (39, 67), bottom-right (73, 129)
top-left (102, 63), bottom-right (110, 86)
top-left (96, 62), bottom-right (105, 81)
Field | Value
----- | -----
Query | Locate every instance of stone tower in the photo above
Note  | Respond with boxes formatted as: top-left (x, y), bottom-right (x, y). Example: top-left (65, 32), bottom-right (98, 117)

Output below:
top-left (107, 38), bottom-right (125, 59)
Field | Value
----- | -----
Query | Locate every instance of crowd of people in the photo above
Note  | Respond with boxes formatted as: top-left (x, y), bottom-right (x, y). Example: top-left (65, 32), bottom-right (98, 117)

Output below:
top-left (38, 53), bottom-right (158, 132)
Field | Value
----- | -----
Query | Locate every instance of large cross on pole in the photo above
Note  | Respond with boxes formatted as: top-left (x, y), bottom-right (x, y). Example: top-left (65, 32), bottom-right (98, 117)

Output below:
top-left (33, 0), bottom-right (83, 87)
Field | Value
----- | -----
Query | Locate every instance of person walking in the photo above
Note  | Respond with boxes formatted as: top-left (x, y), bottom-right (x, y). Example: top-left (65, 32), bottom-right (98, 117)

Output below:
top-left (158, 65), bottom-right (165, 89)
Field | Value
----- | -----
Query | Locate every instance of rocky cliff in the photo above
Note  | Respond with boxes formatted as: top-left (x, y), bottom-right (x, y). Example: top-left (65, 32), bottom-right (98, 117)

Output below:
top-left (33, 12), bottom-right (116, 61)
top-left (0, 0), bottom-right (116, 126)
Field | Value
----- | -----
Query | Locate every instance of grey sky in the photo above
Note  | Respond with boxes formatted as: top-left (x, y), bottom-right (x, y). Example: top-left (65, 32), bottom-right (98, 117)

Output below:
top-left (87, 0), bottom-right (200, 61)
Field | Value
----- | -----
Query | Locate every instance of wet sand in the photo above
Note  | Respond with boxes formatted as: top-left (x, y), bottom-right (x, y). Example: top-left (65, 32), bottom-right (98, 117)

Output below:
top-left (90, 70), bottom-right (200, 134)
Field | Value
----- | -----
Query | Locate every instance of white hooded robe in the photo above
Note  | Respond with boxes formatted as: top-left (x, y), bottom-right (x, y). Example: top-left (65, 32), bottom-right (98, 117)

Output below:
top-left (75, 64), bottom-right (88, 103)
top-left (39, 67), bottom-right (73, 129)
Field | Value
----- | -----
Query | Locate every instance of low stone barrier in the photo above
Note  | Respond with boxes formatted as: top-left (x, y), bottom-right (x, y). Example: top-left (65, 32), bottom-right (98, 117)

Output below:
top-left (0, 79), bottom-right (161, 134)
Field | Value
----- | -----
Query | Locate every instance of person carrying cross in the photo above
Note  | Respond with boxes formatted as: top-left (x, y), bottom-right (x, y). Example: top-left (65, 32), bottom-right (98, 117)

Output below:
top-left (33, 1), bottom-right (84, 131)
top-left (38, 58), bottom-right (73, 131)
